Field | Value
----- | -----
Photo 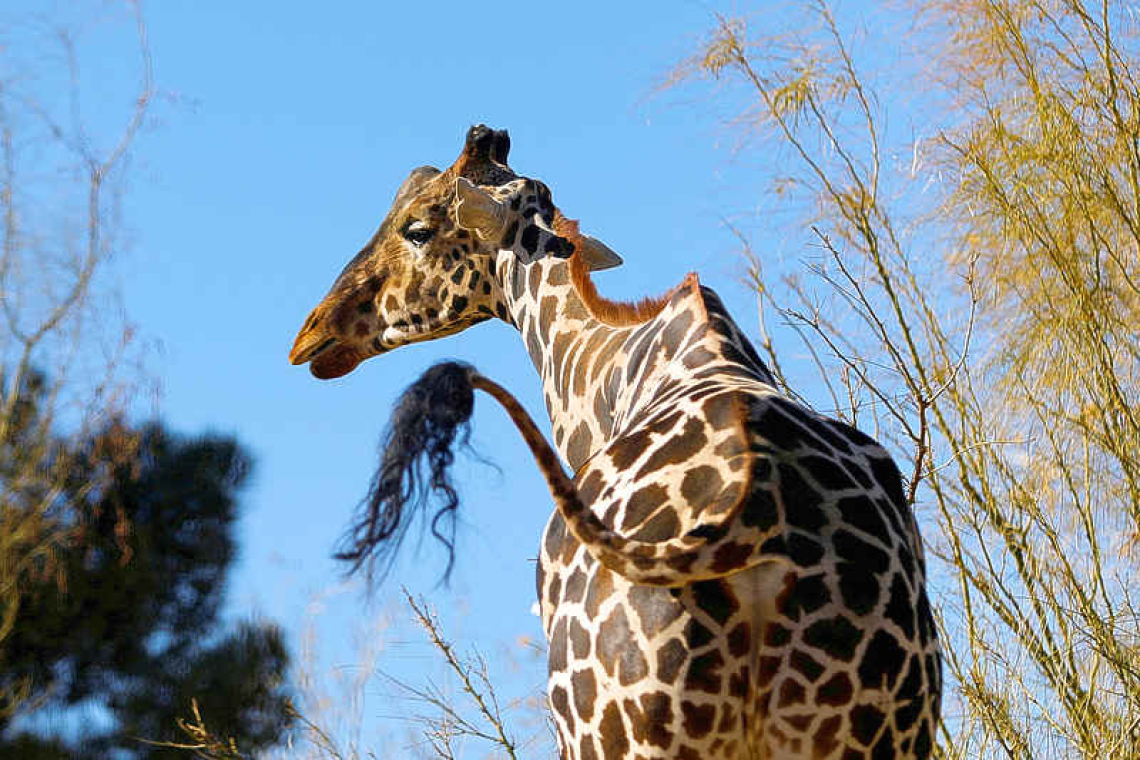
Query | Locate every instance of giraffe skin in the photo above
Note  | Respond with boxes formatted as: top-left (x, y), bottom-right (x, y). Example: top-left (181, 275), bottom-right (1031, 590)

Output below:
top-left (290, 125), bottom-right (942, 759)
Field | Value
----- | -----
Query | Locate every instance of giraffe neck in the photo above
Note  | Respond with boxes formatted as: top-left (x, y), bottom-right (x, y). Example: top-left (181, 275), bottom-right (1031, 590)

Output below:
top-left (494, 253), bottom-right (650, 470)
top-left (487, 189), bottom-right (782, 473)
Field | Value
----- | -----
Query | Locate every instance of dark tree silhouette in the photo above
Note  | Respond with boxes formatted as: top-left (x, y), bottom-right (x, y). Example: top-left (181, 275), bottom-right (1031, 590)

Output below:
top-left (0, 376), bottom-right (292, 758)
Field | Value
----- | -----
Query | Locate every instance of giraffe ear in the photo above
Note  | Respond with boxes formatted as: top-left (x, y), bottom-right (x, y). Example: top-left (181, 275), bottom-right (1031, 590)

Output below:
top-left (454, 177), bottom-right (506, 236)
top-left (577, 235), bottom-right (623, 271)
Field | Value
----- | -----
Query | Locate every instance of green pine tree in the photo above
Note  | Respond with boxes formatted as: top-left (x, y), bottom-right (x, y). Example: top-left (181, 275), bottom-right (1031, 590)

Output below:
top-left (0, 375), bottom-right (292, 758)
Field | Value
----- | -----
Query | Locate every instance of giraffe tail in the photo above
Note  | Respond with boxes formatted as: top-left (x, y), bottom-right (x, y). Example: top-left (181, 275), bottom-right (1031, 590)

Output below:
top-left (466, 371), bottom-right (789, 588)
top-left (339, 360), bottom-right (784, 588)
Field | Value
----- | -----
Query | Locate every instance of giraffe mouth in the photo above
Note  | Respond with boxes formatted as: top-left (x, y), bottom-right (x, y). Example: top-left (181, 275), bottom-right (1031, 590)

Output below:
top-left (290, 316), bottom-right (483, 380)
top-left (309, 343), bottom-right (363, 379)
top-left (289, 334), bottom-right (364, 380)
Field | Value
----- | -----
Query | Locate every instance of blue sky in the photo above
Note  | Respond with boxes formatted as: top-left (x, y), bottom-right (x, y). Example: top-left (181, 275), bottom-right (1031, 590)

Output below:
top-left (13, 1), bottom-right (858, 754)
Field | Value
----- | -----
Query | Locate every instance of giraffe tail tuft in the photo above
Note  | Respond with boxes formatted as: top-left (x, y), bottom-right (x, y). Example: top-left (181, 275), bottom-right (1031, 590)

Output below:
top-left (335, 360), bottom-right (482, 586)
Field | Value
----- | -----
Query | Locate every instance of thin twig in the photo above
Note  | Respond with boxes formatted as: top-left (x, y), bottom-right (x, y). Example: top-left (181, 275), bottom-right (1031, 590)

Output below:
top-left (402, 589), bottom-right (520, 760)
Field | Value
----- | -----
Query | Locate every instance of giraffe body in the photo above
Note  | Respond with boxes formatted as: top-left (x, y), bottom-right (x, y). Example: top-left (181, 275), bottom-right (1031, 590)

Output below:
top-left (290, 126), bottom-right (941, 759)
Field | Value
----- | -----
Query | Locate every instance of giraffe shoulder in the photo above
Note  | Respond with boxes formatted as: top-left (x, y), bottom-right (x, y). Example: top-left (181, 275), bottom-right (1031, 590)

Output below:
top-left (574, 387), bottom-right (757, 542)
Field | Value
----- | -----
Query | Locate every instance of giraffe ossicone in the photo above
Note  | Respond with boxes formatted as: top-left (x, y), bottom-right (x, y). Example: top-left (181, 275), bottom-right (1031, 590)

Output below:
top-left (290, 125), bottom-right (942, 760)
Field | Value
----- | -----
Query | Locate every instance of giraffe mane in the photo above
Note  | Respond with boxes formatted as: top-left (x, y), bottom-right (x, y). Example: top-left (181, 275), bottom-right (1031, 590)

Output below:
top-left (553, 212), bottom-right (673, 327)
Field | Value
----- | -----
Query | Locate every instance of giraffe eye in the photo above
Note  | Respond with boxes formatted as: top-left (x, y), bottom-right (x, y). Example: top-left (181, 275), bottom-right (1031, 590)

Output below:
top-left (403, 221), bottom-right (435, 247)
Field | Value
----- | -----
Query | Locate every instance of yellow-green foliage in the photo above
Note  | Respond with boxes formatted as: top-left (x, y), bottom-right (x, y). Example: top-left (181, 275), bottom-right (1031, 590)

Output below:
top-left (671, 1), bottom-right (1140, 757)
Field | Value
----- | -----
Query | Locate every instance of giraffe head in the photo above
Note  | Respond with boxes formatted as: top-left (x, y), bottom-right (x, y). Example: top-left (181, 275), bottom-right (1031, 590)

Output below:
top-left (289, 125), bottom-right (621, 379)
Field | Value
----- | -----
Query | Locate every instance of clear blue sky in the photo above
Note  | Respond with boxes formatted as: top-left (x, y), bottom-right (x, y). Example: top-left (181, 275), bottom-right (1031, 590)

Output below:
top-left (18, 1), bottom-right (876, 754)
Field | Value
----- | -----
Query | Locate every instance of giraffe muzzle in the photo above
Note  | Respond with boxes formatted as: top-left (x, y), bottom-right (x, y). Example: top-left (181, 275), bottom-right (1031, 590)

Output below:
top-left (289, 333), bottom-right (365, 380)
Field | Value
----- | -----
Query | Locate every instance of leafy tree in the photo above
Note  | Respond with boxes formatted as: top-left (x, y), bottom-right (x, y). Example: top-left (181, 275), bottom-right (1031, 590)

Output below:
top-left (0, 373), bottom-right (292, 758)
top-left (669, 1), bottom-right (1139, 757)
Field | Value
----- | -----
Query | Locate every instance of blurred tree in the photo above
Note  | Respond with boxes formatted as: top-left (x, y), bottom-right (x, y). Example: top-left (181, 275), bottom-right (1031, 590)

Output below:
top-left (0, 4), bottom-right (294, 755)
top-left (668, 1), bottom-right (1139, 757)
top-left (0, 374), bottom-right (291, 758)
top-left (0, 0), bottom-right (156, 720)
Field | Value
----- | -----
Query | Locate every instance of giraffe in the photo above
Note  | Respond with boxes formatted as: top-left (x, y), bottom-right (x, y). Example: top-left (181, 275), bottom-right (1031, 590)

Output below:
top-left (289, 125), bottom-right (942, 759)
